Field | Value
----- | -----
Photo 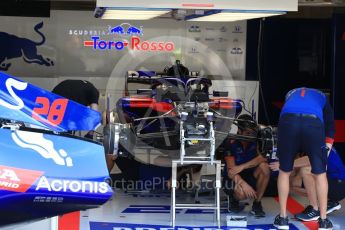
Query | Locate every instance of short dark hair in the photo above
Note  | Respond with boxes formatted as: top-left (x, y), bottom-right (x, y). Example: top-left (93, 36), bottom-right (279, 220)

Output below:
top-left (237, 114), bottom-right (257, 131)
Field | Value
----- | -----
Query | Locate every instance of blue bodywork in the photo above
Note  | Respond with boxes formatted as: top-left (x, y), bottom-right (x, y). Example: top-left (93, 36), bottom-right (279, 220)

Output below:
top-left (0, 72), bottom-right (112, 226)
top-left (0, 72), bottom-right (101, 131)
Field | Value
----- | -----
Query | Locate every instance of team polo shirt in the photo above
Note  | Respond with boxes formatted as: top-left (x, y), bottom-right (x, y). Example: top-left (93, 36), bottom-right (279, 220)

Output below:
top-left (328, 148), bottom-right (345, 181)
top-left (280, 87), bottom-right (335, 145)
top-left (52, 80), bottom-right (99, 106)
top-left (223, 140), bottom-right (258, 176)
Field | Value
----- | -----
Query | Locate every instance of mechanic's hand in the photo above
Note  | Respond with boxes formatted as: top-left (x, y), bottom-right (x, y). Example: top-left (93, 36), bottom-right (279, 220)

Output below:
top-left (269, 161), bottom-right (280, 171)
top-left (240, 182), bottom-right (257, 199)
top-left (229, 165), bottom-right (244, 176)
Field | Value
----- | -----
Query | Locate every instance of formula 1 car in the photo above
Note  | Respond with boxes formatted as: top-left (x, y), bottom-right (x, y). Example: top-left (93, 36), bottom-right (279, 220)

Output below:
top-left (0, 72), bottom-right (112, 226)
top-left (103, 62), bottom-right (277, 163)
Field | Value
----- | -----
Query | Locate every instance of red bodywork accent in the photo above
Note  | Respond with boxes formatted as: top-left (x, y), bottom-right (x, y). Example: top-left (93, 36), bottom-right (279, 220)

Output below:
top-left (209, 98), bottom-right (234, 109)
top-left (300, 88), bottom-right (306, 97)
top-left (0, 165), bottom-right (43, 193)
top-left (129, 97), bottom-right (175, 114)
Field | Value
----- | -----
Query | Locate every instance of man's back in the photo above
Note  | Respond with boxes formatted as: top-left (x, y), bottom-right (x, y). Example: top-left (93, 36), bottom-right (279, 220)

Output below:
top-left (281, 88), bottom-right (326, 121)
top-left (52, 80), bottom-right (99, 107)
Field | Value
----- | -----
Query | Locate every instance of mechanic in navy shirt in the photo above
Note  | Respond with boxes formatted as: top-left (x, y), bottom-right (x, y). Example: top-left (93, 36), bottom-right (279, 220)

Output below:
top-left (270, 148), bottom-right (345, 222)
top-left (273, 88), bottom-right (335, 230)
top-left (52, 80), bottom-right (99, 139)
top-left (326, 148), bottom-right (345, 209)
top-left (223, 114), bottom-right (270, 217)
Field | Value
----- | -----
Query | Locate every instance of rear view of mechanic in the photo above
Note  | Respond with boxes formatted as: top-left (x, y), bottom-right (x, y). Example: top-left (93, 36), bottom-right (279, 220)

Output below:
top-left (52, 79), bottom-right (100, 139)
top-left (293, 147), bottom-right (344, 221)
top-left (273, 88), bottom-right (335, 230)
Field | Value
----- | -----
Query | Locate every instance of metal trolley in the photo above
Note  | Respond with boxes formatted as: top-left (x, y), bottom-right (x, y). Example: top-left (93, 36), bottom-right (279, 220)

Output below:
top-left (170, 111), bottom-right (221, 228)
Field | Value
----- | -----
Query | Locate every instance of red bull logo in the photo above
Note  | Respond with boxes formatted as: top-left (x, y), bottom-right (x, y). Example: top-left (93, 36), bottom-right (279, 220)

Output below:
top-left (84, 36), bottom-right (175, 52)
top-left (0, 22), bottom-right (54, 71)
top-left (108, 23), bottom-right (144, 37)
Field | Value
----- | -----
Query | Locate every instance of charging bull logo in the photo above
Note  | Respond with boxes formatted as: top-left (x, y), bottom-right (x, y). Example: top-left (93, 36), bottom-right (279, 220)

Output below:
top-left (0, 22), bottom-right (54, 71)
top-left (109, 25), bottom-right (125, 35)
top-left (108, 23), bottom-right (143, 36)
top-left (11, 130), bottom-right (73, 167)
top-left (127, 26), bottom-right (143, 36)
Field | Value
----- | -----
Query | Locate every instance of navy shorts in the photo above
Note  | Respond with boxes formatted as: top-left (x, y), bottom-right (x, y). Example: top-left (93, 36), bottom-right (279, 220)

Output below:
top-left (239, 167), bottom-right (257, 189)
top-left (277, 113), bottom-right (327, 174)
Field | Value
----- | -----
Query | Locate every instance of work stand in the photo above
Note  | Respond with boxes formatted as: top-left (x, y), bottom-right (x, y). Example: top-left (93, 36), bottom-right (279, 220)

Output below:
top-left (170, 113), bottom-right (221, 228)
top-left (170, 160), bottom-right (221, 228)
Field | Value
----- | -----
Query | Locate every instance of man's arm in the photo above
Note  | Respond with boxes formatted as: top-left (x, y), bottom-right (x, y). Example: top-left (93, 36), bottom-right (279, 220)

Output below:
top-left (225, 156), bottom-right (236, 179)
top-left (225, 156), bottom-right (245, 184)
top-left (225, 156), bottom-right (257, 199)
top-left (227, 154), bottom-right (266, 177)
top-left (85, 103), bottom-right (98, 138)
top-left (90, 103), bottom-right (99, 111)
top-left (86, 83), bottom-right (100, 138)
top-left (240, 154), bottom-right (267, 170)
top-left (87, 82), bottom-right (100, 111)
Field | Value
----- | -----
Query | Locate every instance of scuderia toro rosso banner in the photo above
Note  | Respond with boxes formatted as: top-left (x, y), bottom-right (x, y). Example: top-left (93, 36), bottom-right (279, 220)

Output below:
top-left (83, 23), bottom-right (175, 52)
top-left (0, 72), bottom-right (101, 132)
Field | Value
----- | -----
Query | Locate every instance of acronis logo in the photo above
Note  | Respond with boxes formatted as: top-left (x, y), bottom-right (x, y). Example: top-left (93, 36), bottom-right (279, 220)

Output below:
top-left (35, 176), bottom-right (110, 194)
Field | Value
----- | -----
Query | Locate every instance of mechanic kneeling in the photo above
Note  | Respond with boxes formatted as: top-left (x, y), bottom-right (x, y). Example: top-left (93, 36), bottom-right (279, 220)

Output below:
top-left (223, 114), bottom-right (270, 218)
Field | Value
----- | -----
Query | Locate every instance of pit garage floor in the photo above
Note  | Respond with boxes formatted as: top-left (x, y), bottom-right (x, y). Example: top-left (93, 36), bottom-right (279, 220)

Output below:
top-left (79, 189), bottom-right (345, 230)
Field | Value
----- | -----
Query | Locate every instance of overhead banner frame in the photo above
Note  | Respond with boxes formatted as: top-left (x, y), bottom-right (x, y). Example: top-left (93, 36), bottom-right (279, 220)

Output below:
top-left (97, 0), bottom-right (298, 12)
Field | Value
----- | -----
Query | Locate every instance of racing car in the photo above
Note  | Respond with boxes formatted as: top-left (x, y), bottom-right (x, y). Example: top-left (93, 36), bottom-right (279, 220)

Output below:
top-left (0, 72), bottom-right (112, 226)
top-left (103, 62), bottom-right (277, 164)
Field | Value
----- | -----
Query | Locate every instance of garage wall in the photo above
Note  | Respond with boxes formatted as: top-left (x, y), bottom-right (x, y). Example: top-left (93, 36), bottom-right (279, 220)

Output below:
top-left (332, 14), bottom-right (345, 159)
top-left (246, 15), bottom-right (345, 160)
top-left (0, 10), bottom-right (246, 80)
top-left (246, 18), bottom-right (332, 125)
